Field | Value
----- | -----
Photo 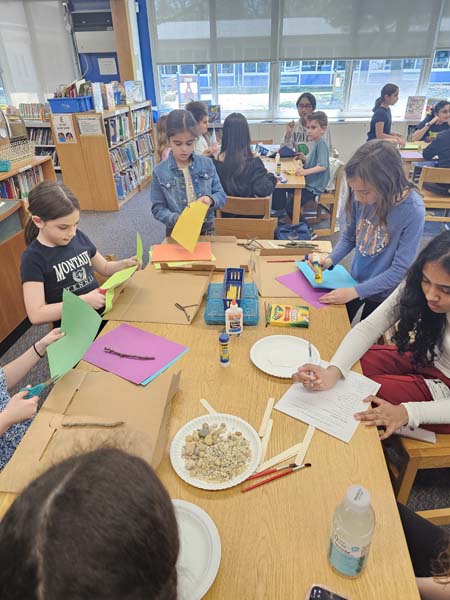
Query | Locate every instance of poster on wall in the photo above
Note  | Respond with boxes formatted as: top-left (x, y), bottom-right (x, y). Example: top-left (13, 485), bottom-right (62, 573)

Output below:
top-left (404, 96), bottom-right (426, 121)
top-left (52, 114), bottom-right (77, 143)
top-left (177, 75), bottom-right (199, 106)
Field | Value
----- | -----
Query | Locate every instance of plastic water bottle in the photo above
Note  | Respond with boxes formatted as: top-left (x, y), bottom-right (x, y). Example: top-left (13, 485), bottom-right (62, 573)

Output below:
top-left (218, 332), bottom-right (230, 367)
top-left (328, 485), bottom-right (375, 578)
top-left (275, 151), bottom-right (281, 176)
top-left (225, 299), bottom-right (243, 335)
top-left (210, 127), bottom-right (218, 156)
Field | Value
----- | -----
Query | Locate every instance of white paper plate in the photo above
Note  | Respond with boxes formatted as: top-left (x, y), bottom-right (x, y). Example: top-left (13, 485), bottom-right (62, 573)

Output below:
top-left (250, 335), bottom-right (320, 378)
top-left (174, 499), bottom-right (221, 600)
top-left (170, 414), bottom-right (262, 491)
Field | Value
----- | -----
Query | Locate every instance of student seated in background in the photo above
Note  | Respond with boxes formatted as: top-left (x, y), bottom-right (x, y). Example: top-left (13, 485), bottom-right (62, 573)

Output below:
top-left (185, 100), bottom-right (216, 156)
top-left (294, 231), bottom-right (450, 438)
top-left (412, 100), bottom-right (450, 143)
top-left (21, 181), bottom-right (140, 325)
top-left (214, 112), bottom-right (277, 198)
top-left (281, 92), bottom-right (332, 156)
top-left (367, 83), bottom-right (406, 145)
top-left (156, 114), bottom-right (171, 162)
top-left (0, 328), bottom-right (62, 470)
top-left (151, 109), bottom-right (226, 236)
top-left (421, 128), bottom-right (450, 195)
top-left (310, 140), bottom-right (425, 322)
top-left (0, 448), bottom-right (179, 599)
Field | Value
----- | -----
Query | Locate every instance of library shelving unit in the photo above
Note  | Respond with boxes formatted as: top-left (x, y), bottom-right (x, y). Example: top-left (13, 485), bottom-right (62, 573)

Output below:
top-left (0, 156), bottom-right (56, 342)
top-left (51, 100), bottom-right (155, 211)
top-left (25, 119), bottom-right (60, 172)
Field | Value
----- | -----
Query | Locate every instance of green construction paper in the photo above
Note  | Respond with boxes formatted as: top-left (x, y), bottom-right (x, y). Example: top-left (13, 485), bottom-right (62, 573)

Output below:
top-left (136, 231), bottom-right (143, 262)
top-left (101, 233), bottom-right (142, 291)
top-left (104, 288), bottom-right (115, 314)
top-left (47, 290), bottom-right (102, 379)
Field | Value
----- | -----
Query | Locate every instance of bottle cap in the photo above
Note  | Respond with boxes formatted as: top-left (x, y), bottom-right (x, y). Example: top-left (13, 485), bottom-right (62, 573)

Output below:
top-left (231, 298), bottom-right (237, 306)
top-left (344, 485), bottom-right (371, 512)
top-left (219, 333), bottom-right (229, 343)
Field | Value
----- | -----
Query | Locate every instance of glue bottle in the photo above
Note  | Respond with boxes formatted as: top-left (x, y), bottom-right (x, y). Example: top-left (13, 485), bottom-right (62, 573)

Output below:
top-left (328, 485), bottom-right (375, 578)
top-left (225, 299), bottom-right (243, 335)
top-left (218, 332), bottom-right (230, 367)
top-left (275, 151), bottom-right (281, 176)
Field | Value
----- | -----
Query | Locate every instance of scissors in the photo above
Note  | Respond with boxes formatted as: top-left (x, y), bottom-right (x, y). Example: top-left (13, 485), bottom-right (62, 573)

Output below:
top-left (20, 375), bottom-right (60, 399)
top-left (237, 238), bottom-right (263, 251)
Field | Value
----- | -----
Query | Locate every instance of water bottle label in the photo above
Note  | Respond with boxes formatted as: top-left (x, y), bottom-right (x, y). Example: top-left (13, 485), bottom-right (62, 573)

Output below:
top-left (328, 535), bottom-right (369, 577)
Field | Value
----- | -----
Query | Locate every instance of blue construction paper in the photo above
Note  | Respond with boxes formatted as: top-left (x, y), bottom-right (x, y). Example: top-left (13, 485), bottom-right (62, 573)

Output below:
top-left (296, 261), bottom-right (358, 289)
top-left (140, 348), bottom-right (189, 385)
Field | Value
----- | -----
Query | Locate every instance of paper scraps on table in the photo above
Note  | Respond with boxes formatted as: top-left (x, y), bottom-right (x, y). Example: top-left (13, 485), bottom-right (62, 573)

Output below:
top-left (276, 271), bottom-right (331, 309)
top-left (171, 200), bottom-right (209, 252)
top-left (83, 323), bottom-right (188, 385)
top-left (101, 232), bottom-right (143, 314)
top-left (151, 241), bottom-right (213, 263)
top-left (149, 248), bottom-right (216, 270)
top-left (296, 261), bottom-right (357, 290)
top-left (47, 290), bottom-right (102, 379)
top-left (274, 362), bottom-right (380, 443)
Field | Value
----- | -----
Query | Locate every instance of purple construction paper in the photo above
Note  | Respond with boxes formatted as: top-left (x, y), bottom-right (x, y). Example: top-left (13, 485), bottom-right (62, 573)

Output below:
top-left (399, 150), bottom-right (423, 160)
top-left (83, 323), bottom-right (188, 384)
top-left (276, 271), bottom-right (331, 309)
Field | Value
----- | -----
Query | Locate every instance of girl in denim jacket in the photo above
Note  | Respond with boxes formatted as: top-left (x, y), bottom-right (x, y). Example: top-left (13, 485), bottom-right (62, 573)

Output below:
top-left (151, 110), bottom-right (226, 235)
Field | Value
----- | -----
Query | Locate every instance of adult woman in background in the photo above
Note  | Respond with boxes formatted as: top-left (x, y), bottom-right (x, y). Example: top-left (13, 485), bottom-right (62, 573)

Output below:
top-left (214, 112), bottom-right (277, 198)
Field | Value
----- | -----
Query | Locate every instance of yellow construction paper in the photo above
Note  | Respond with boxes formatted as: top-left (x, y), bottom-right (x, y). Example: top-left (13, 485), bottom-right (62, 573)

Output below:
top-left (170, 201), bottom-right (208, 253)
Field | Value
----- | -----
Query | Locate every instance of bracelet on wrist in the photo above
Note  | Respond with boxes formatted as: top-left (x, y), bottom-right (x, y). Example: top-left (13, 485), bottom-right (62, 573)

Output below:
top-left (32, 342), bottom-right (45, 359)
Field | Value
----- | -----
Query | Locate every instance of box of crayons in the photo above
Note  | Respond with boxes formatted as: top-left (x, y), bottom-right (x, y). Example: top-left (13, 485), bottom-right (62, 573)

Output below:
top-left (265, 303), bottom-right (309, 328)
top-left (222, 267), bottom-right (244, 309)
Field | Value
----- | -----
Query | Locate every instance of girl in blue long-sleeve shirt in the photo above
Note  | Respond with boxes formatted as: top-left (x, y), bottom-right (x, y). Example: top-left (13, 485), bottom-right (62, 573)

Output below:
top-left (316, 140), bottom-right (425, 322)
top-left (151, 109), bottom-right (226, 236)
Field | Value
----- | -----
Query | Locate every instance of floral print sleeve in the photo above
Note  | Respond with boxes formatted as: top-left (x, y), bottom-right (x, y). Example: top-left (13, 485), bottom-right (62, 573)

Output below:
top-left (0, 367), bottom-right (33, 471)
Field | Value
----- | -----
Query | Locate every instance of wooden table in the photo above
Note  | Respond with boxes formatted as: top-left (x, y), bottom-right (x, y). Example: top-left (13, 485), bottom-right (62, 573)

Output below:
top-left (400, 141), bottom-right (428, 177)
top-left (0, 270), bottom-right (419, 599)
top-left (262, 157), bottom-right (305, 224)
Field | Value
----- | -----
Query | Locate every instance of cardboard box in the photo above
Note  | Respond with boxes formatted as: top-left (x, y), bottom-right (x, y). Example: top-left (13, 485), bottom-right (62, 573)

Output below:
top-left (0, 368), bottom-right (181, 494)
top-left (104, 268), bottom-right (213, 323)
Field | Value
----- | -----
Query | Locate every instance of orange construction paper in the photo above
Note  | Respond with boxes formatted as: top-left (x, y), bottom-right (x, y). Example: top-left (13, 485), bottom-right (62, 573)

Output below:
top-left (151, 242), bottom-right (213, 262)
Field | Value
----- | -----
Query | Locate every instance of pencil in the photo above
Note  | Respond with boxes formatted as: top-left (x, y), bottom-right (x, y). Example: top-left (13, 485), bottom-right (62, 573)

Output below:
top-left (266, 259), bottom-right (296, 263)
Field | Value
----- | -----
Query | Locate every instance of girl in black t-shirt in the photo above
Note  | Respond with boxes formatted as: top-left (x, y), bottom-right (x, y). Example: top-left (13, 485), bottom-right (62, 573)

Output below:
top-left (21, 181), bottom-right (140, 325)
top-left (367, 83), bottom-right (405, 145)
top-left (412, 100), bottom-right (450, 142)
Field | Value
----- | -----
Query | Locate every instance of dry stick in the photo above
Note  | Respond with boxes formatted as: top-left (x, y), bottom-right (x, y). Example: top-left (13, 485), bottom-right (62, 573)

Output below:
top-left (258, 397), bottom-right (275, 438)
top-left (256, 441), bottom-right (304, 473)
top-left (200, 398), bottom-right (217, 415)
top-left (295, 425), bottom-right (315, 466)
top-left (260, 419), bottom-right (273, 464)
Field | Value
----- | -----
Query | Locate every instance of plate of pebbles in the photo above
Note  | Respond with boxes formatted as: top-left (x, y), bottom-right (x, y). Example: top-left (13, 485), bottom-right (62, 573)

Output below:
top-left (170, 414), bottom-right (262, 490)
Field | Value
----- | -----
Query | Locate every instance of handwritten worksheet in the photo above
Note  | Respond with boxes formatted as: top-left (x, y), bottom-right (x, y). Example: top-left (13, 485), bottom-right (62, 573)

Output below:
top-left (275, 367), bottom-right (380, 443)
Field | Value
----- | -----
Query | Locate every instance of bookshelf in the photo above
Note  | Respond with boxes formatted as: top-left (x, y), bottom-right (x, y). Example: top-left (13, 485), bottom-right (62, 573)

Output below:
top-left (50, 100), bottom-right (155, 211)
top-left (0, 156), bottom-right (56, 200)
top-left (25, 120), bottom-right (61, 172)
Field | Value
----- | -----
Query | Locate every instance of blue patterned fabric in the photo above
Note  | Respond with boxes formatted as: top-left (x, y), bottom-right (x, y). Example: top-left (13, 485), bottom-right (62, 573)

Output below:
top-left (0, 368), bottom-right (32, 470)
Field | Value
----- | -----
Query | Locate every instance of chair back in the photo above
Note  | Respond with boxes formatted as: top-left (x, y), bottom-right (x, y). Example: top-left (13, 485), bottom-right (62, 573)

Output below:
top-left (215, 196), bottom-right (276, 239)
top-left (418, 166), bottom-right (450, 188)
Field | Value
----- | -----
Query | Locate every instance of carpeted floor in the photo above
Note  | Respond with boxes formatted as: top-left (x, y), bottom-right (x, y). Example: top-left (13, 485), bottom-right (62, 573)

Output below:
top-left (2, 185), bottom-right (449, 520)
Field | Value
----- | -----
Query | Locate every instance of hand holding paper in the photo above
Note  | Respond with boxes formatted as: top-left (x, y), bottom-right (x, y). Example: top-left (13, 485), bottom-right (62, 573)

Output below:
top-left (354, 396), bottom-right (409, 440)
top-left (170, 200), bottom-right (209, 252)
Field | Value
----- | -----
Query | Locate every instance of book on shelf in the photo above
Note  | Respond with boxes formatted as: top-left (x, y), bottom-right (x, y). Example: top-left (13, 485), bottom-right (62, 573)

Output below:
top-left (208, 104), bottom-right (221, 124)
top-left (19, 103), bottom-right (50, 120)
top-left (104, 114), bottom-right (130, 147)
top-left (113, 165), bottom-right (140, 199)
top-left (135, 133), bottom-right (153, 157)
top-left (124, 81), bottom-right (144, 104)
top-left (132, 107), bottom-right (151, 134)
top-left (0, 165), bottom-right (44, 199)
top-left (28, 127), bottom-right (54, 145)
top-left (404, 96), bottom-right (426, 121)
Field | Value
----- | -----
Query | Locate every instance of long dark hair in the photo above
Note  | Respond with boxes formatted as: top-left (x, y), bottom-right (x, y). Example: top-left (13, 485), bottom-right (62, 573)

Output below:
top-left (394, 231), bottom-right (450, 368)
top-left (25, 181), bottom-right (80, 245)
top-left (166, 109), bottom-right (198, 140)
top-left (185, 100), bottom-right (207, 123)
top-left (429, 99), bottom-right (450, 119)
top-left (0, 448), bottom-right (179, 600)
top-left (345, 140), bottom-right (418, 227)
top-left (296, 92), bottom-right (317, 110)
top-left (218, 112), bottom-right (253, 195)
top-left (372, 83), bottom-right (399, 111)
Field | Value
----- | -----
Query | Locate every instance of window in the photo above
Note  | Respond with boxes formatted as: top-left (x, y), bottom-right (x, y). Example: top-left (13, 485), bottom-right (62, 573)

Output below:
top-left (425, 49), bottom-right (450, 100)
top-left (217, 62), bottom-right (269, 112)
top-left (0, 74), bottom-right (8, 105)
top-left (157, 64), bottom-right (212, 109)
top-left (348, 58), bottom-right (424, 117)
top-left (279, 60), bottom-right (348, 118)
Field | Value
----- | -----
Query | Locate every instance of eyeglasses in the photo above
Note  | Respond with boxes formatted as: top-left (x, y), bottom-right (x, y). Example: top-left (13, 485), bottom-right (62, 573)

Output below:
top-left (297, 104), bottom-right (313, 109)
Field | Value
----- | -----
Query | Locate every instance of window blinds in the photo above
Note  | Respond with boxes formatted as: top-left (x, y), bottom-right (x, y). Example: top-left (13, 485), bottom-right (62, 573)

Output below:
top-left (148, 0), bottom-right (449, 64)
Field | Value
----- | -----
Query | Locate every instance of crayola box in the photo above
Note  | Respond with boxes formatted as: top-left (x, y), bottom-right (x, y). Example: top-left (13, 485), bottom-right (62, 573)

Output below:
top-left (265, 303), bottom-right (309, 328)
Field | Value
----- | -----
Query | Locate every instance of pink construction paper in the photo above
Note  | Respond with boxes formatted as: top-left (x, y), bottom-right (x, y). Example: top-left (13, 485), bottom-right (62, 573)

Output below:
top-left (83, 323), bottom-right (188, 384)
top-left (276, 271), bottom-right (331, 309)
top-left (399, 150), bottom-right (423, 160)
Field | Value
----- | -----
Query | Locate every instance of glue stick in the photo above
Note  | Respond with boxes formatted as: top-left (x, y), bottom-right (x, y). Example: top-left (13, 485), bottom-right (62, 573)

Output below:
top-left (219, 332), bottom-right (230, 367)
top-left (311, 253), bottom-right (323, 284)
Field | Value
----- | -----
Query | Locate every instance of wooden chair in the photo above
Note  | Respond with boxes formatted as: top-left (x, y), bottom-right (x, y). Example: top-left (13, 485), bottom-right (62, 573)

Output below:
top-left (417, 166), bottom-right (450, 225)
top-left (251, 139), bottom-right (273, 145)
top-left (215, 196), bottom-right (277, 239)
top-left (303, 165), bottom-right (344, 237)
top-left (381, 327), bottom-right (450, 525)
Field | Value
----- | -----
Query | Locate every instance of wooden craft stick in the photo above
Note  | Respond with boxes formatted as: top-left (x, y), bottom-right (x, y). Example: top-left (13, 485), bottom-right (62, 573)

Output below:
top-left (256, 441), bottom-right (304, 473)
top-left (295, 425), bottom-right (315, 466)
top-left (200, 398), bottom-right (217, 415)
top-left (260, 418), bottom-right (273, 464)
top-left (258, 397), bottom-right (275, 437)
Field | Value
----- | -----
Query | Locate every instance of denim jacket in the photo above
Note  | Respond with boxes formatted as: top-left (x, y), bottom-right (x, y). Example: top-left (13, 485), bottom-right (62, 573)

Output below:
top-left (151, 153), bottom-right (226, 234)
